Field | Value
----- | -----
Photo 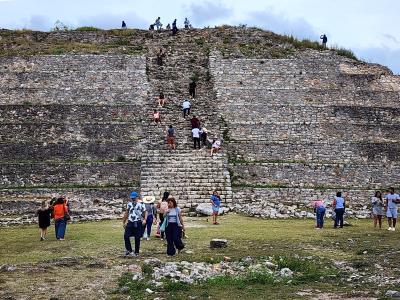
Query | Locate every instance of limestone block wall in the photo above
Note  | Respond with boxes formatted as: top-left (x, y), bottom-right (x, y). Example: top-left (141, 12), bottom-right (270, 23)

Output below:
top-left (211, 51), bottom-right (400, 211)
top-left (0, 55), bottom-right (148, 224)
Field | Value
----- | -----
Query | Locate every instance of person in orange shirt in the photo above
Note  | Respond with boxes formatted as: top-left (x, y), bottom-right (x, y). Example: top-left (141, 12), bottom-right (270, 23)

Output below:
top-left (52, 197), bottom-right (69, 240)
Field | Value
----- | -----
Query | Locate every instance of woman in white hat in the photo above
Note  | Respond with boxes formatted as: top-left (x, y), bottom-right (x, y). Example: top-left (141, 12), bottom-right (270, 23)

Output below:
top-left (142, 196), bottom-right (157, 240)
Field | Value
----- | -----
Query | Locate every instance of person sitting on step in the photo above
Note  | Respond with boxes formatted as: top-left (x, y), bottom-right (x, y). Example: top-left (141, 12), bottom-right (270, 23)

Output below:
top-left (211, 139), bottom-right (221, 156)
top-left (156, 92), bottom-right (166, 107)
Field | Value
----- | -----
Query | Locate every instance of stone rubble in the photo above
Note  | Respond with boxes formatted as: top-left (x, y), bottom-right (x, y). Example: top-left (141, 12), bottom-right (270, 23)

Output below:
top-left (134, 257), bottom-right (288, 286)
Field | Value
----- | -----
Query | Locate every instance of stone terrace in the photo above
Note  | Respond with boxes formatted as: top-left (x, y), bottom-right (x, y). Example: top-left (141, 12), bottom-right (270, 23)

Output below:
top-left (210, 51), bottom-right (400, 214)
top-left (0, 27), bottom-right (399, 223)
top-left (0, 55), bottom-right (147, 224)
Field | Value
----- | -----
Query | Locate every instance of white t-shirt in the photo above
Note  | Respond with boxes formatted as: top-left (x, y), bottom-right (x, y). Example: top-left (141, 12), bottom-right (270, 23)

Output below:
top-left (386, 193), bottom-right (400, 209)
top-left (192, 128), bottom-right (200, 138)
top-left (212, 140), bottom-right (221, 148)
top-left (182, 101), bottom-right (191, 109)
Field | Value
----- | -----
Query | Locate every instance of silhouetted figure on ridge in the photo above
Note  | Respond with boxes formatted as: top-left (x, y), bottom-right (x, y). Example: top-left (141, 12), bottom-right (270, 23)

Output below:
top-left (121, 21), bottom-right (127, 29)
top-left (320, 34), bottom-right (328, 48)
top-left (184, 18), bottom-right (191, 29)
top-left (172, 19), bottom-right (178, 35)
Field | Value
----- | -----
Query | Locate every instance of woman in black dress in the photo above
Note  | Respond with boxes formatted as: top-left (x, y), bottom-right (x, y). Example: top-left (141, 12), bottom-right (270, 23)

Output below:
top-left (37, 200), bottom-right (52, 241)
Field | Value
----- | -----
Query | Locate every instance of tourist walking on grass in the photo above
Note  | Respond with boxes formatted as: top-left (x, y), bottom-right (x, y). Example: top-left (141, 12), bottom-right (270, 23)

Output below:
top-left (332, 192), bottom-right (345, 228)
top-left (313, 199), bottom-right (326, 229)
top-left (192, 127), bottom-right (201, 149)
top-left (210, 191), bottom-right (222, 225)
top-left (123, 192), bottom-right (147, 257)
top-left (142, 196), bottom-right (157, 240)
top-left (166, 125), bottom-right (176, 150)
top-left (385, 187), bottom-right (400, 231)
top-left (157, 191), bottom-right (170, 239)
top-left (37, 200), bottom-right (52, 241)
top-left (161, 197), bottom-right (185, 256)
top-left (52, 197), bottom-right (69, 240)
top-left (371, 191), bottom-right (384, 229)
top-left (182, 99), bottom-right (191, 118)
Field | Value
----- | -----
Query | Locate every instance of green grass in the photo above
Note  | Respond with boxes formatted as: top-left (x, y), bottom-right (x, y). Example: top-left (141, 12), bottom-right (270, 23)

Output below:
top-left (0, 215), bottom-right (399, 299)
top-left (75, 26), bottom-right (102, 32)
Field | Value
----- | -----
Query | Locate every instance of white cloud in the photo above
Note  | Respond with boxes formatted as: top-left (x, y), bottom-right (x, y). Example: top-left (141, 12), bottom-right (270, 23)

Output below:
top-left (186, 1), bottom-right (233, 26)
top-left (242, 8), bottom-right (319, 40)
top-left (355, 47), bottom-right (400, 75)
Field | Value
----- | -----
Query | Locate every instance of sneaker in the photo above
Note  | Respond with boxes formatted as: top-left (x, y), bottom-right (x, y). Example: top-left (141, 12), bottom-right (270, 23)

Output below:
top-left (388, 227), bottom-right (393, 231)
top-left (40, 237), bottom-right (44, 241)
top-left (392, 227), bottom-right (396, 231)
top-left (124, 251), bottom-right (137, 258)
top-left (146, 237), bottom-right (150, 241)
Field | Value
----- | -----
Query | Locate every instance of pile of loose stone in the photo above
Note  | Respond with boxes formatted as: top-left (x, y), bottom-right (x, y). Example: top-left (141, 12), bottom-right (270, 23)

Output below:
top-left (131, 257), bottom-right (294, 286)
top-left (229, 202), bottom-right (371, 219)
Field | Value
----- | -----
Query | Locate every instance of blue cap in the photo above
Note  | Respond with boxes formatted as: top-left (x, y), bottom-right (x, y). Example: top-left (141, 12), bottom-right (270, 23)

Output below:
top-left (130, 191), bottom-right (138, 199)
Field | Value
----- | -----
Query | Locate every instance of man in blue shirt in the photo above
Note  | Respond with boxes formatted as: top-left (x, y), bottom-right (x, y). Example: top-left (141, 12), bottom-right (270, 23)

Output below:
top-left (122, 192), bottom-right (147, 256)
top-left (385, 187), bottom-right (400, 231)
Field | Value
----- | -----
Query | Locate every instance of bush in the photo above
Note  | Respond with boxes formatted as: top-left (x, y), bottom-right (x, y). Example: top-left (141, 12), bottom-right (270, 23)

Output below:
top-left (75, 26), bottom-right (102, 32)
top-left (333, 47), bottom-right (358, 60)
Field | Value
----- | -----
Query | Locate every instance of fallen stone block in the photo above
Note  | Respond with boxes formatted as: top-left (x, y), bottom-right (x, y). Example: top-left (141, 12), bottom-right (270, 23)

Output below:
top-left (210, 239), bottom-right (228, 248)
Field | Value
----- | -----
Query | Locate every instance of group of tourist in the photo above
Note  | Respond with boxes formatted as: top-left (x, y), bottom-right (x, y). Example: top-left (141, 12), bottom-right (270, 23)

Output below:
top-left (151, 57), bottom-right (222, 154)
top-left (122, 190), bottom-right (222, 257)
top-left (148, 17), bottom-right (191, 33)
top-left (36, 196), bottom-right (70, 241)
top-left (313, 188), bottom-right (400, 231)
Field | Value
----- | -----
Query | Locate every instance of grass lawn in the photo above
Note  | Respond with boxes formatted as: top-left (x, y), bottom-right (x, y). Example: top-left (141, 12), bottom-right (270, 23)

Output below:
top-left (0, 214), bottom-right (399, 299)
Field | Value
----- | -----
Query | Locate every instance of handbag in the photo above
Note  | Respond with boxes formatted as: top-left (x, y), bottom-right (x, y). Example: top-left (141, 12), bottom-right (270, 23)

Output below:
top-left (63, 204), bottom-right (71, 222)
top-left (159, 217), bottom-right (167, 232)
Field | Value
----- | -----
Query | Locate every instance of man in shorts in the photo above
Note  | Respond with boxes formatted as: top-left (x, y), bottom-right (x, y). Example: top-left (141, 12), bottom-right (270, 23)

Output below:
top-left (385, 187), bottom-right (400, 231)
top-left (166, 125), bottom-right (176, 150)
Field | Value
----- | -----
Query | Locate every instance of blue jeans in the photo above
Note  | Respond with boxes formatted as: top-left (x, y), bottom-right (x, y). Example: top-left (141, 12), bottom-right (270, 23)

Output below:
top-left (316, 207), bottom-right (326, 228)
top-left (334, 208), bottom-right (345, 228)
top-left (165, 223), bottom-right (184, 256)
top-left (141, 215), bottom-right (154, 237)
top-left (55, 218), bottom-right (66, 239)
top-left (183, 108), bottom-right (190, 118)
top-left (124, 221), bottom-right (141, 254)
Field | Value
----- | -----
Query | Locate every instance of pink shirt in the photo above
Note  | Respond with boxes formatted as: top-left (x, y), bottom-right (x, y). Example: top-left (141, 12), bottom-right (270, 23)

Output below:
top-left (314, 200), bottom-right (324, 208)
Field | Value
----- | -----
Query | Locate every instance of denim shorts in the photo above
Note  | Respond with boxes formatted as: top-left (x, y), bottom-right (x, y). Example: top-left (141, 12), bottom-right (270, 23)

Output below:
top-left (387, 208), bottom-right (398, 218)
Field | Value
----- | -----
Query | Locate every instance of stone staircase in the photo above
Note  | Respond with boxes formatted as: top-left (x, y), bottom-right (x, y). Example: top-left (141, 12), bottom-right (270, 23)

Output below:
top-left (140, 150), bottom-right (232, 212)
top-left (139, 30), bottom-right (232, 209)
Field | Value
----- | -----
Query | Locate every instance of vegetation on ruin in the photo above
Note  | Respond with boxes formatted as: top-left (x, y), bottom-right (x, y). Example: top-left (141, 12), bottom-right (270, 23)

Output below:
top-left (0, 215), bottom-right (399, 299)
top-left (0, 26), bottom-right (358, 61)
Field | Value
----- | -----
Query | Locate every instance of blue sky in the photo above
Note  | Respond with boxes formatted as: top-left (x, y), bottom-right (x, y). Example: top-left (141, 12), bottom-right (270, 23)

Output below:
top-left (0, 0), bottom-right (399, 74)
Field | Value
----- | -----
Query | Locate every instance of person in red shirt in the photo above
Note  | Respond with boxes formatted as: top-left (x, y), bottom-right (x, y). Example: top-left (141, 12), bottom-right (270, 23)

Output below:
top-left (52, 197), bottom-right (69, 240)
